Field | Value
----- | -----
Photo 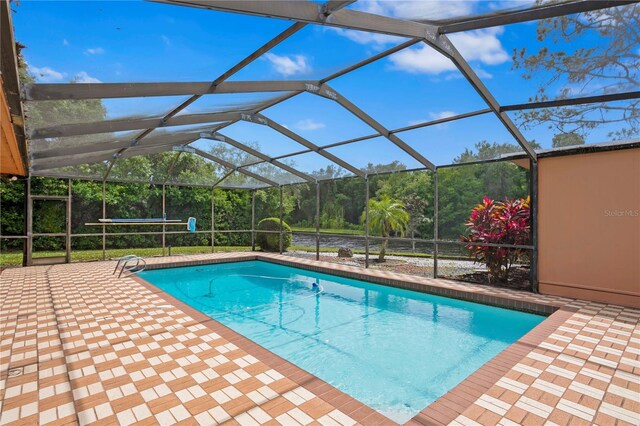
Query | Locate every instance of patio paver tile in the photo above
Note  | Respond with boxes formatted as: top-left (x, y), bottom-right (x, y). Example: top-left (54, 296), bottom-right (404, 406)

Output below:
top-left (1, 253), bottom-right (638, 425)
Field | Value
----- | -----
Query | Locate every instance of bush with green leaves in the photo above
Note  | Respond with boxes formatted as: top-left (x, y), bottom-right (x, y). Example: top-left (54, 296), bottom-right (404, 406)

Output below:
top-left (256, 218), bottom-right (291, 252)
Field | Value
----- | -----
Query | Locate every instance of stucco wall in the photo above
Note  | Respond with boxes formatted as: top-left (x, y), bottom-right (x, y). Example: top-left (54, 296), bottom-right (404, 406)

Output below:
top-left (538, 148), bottom-right (640, 307)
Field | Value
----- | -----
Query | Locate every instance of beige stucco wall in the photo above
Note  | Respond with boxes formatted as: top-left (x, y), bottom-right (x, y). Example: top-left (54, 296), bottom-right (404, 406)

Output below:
top-left (538, 148), bottom-right (640, 307)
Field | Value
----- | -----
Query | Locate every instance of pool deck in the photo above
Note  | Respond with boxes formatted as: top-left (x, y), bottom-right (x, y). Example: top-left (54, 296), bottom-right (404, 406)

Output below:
top-left (1, 253), bottom-right (638, 426)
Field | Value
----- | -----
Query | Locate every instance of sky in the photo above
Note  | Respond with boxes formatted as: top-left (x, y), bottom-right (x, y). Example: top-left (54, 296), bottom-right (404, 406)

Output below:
top-left (12, 0), bottom-right (635, 174)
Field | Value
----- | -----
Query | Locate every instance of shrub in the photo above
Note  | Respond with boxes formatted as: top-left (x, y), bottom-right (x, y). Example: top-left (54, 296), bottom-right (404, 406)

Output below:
top-left (460, 196), bottom-right (530, 282)
top-left (256, 218), bottom-right (292, 252)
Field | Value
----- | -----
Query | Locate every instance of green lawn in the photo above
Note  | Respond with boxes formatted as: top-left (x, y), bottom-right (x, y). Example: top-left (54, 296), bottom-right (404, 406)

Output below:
top-left (1, 244), bottom-right (468, 267)
top-left (0, 246), bottom-right (251, 267)
top-left (290, 227), bottom-right (364, 235)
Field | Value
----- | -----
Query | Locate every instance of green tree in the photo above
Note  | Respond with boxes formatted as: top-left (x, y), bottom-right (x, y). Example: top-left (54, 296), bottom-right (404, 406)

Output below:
top-left (375, 170), bottom-right (433, 241)
top-left (552, 132), bottom-right (585, 148)
top-left (512, 2), bottom-right (639, 139)
top-left (455, 143), bottom-right (534, 195)
top-left (437, 165), bottom-right (484, 240)
top-left (362, 196), bottom-right (409, 262)
top-left (18, 45), bottom-right (106, 130)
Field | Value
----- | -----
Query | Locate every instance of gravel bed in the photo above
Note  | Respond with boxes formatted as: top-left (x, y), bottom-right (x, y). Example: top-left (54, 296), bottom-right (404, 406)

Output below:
top-left (283, 251), bottom-right (530, 291)
top-left (284, 251), bottom-right (485, 277)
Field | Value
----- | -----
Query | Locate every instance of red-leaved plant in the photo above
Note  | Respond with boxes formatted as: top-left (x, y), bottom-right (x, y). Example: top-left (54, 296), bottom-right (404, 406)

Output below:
top-left (460, 196), bottom-right (530, 282)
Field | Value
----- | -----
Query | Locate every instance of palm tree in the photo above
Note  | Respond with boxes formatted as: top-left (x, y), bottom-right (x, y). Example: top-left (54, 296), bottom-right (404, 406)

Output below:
top-left (362, 196), bottom-right (410, 262)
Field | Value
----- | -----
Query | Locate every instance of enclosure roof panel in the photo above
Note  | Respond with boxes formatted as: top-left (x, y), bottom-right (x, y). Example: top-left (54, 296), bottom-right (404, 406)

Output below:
top-left (8, 0), bottom-right (638, 187)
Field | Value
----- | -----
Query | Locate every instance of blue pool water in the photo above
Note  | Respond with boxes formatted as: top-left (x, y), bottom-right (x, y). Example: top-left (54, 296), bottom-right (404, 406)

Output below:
top-left (140, 261), bottom-right (544, 423)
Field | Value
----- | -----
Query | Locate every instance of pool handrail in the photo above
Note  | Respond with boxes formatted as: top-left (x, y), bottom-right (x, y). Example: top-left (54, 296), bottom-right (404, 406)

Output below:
top-left (115, 255), bottom-right (147, 278)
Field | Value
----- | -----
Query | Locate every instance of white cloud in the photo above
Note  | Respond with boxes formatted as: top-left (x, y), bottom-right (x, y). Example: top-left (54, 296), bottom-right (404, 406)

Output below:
top-left (330, 0), bottom-right (473, 47)
top-left (85, 47), bottom-right (105, 55)
top-left (389, 45), bottom-right (456, 74)
top-left (73, 71), bottom-right (102, 83)
top-left (474, 68), bottom-right (494, 79)
top-left (453, 28), bottom-right (509, 65)
top-left (161, 35), bottom-right (171, 46)
top-left (29, 65), bottom-right (66, 82)
top-left (331, 28), bottom-right (404, 47)
top-left (352, 0), bottom-right (474, 20)
top-left (332, 1), bottom-right (510, 77)
top-left (429, 111), bottom-right (457, 120)
top-left (264, 53), bottom-right (311, 76)
top-left (63, 39), bottom-right (69, 46)
top-left (409, 111), bottom-right (457, 126)
top-left (389, 27), bottom-right (509, 75)
top-left (293, 119), bottom-right (326, 131)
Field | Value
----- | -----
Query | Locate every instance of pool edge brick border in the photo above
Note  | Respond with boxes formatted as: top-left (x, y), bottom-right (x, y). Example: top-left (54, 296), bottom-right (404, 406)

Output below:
top-left (408, 308), bottom-right (575, 426)
top-left (131, 273), bottom-right (394, 426)
top-left (137, 253), bottom-right (578, 425)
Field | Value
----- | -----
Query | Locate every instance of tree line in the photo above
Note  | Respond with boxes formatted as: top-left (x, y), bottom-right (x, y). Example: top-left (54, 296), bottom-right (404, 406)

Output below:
top-left (0, 142), bottom-right (531, 253)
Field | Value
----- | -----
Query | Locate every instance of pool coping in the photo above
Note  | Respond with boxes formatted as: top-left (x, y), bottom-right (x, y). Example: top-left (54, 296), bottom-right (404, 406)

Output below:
top-left (130, 273), bottom-right (393, 425)
top-left (135, 253), bottom-right (576, 425)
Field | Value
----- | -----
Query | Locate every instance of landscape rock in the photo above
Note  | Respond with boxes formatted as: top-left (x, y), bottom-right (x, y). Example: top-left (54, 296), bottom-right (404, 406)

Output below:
top-left (337, 247), bottom-right (353, 258)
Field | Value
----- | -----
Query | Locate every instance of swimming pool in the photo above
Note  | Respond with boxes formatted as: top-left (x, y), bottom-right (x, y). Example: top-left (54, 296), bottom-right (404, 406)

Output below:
top-left (140, 260), bottom-right (544, 423)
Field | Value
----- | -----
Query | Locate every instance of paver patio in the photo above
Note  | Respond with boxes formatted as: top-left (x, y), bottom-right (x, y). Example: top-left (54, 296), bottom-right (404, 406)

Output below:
top-left (1, 253), bottom-right (638, 425)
